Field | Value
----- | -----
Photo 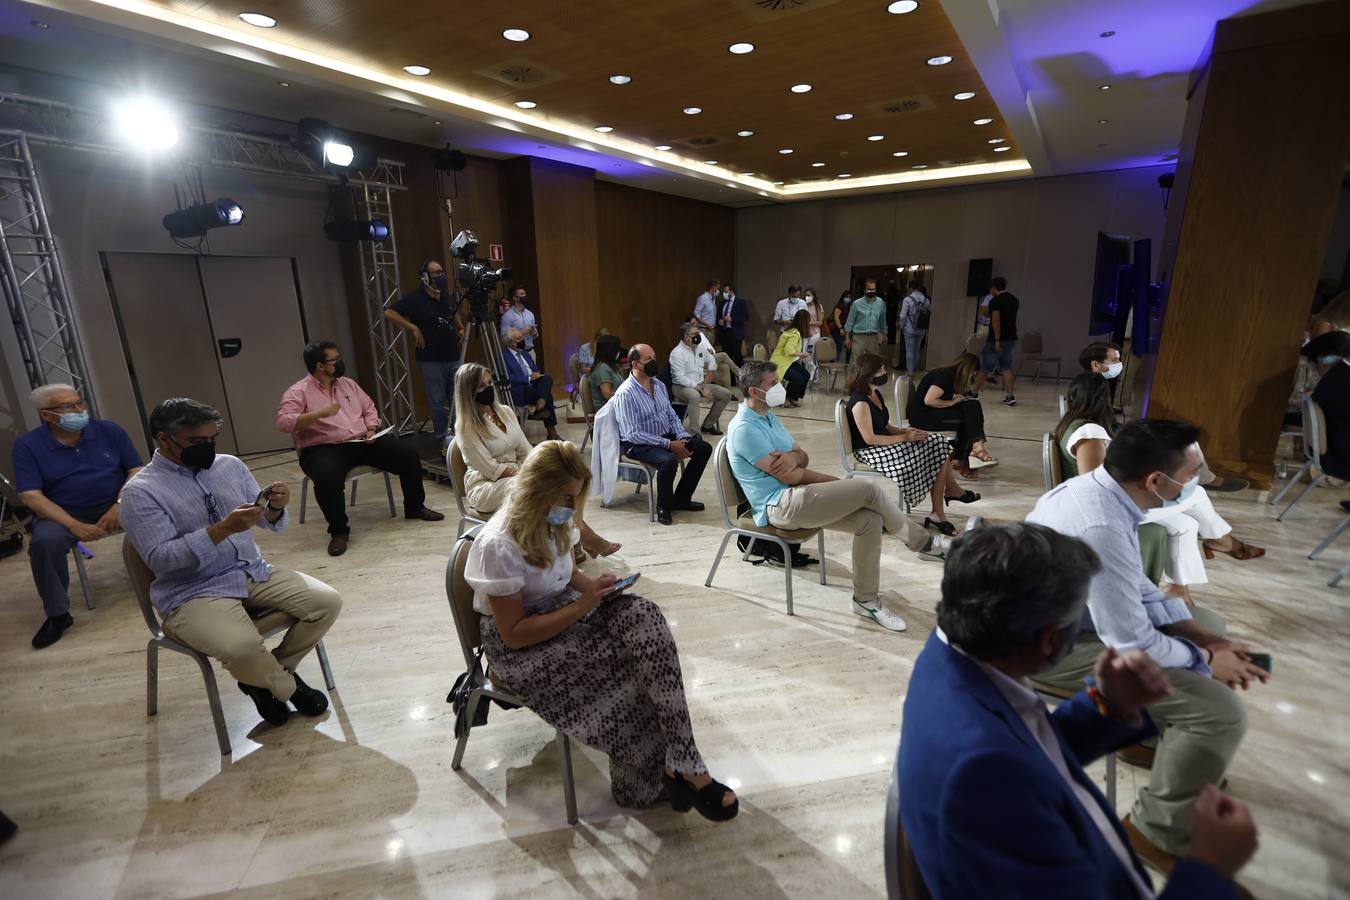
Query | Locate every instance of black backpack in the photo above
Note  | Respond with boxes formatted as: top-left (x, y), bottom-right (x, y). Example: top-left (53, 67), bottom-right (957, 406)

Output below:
top-left (914, 297), bottom-right (932, 330)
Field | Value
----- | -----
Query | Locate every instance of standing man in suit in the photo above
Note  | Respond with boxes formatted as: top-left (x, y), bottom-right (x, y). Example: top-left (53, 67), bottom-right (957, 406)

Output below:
top-left (717, 283), bottom-right (750, 367)
top-left (898, 522), bottom-right (1258, 899)
top-left (502, 328), bottom-right (561, 441)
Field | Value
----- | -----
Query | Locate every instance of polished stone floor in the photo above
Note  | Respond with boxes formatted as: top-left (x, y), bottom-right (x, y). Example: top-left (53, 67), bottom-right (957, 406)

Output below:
top-left (1, 381), bottom-right (1347, 899)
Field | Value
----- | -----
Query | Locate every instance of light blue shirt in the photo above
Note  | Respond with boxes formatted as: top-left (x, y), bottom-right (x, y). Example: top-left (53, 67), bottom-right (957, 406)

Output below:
top-left (1026, 467), bottom-right (1209, 674)
top-left (500, 305), bottom-right (537, 349)
top-left (693, 291), bottom-right (717, 327)
top-left (844, 296), bottom-right (886, 335)
top-left (612, 375), bottom-right (687, 448)
top-left (120, 450), bottom-right (286, 617)
top-left (726, 404), bottom-right (796, 526)
top-left (901, 291), bottom-right (930, 333)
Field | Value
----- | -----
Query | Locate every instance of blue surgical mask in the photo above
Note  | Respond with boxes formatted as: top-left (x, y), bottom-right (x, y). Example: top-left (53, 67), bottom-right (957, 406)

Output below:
top-left (1103, 361), bottom-right (1124, 379)
top-left (1153, 473), bottom-right (1199, 507)
top-left (1316, 355), bottom-right (1341, 365)
top-left (546, 506), bottom-right (575, 526)
top-left (56, 411), bottom-right (89, 432)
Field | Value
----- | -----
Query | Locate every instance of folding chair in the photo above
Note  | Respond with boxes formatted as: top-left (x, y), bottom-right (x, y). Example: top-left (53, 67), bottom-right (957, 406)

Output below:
top-left (1273, 395), bottom-right (1330, 521)
top-left (445, 533), bottom-right (578, 824)
top-left (834, 399), bottom-right (905, 510)
top-left (814, 338), bottom-right (847, 393)
top-left (1042, 432), bottom-right (1066, 493)
top-left (1017, 331), bottom-right (1061, 387)
top-left (446, 439), bottom-right (489, 538)
top-left (297, 445), bottom-right (396, 525)
top-left (1309, 501), bottom-right (1349, 587)
top-left (578, 374), bottom-right (596, 451)
top-left (751, 343), bottom-right (767, 362)
top-left (568, 353), bottom-right (582, 409)
top-left (893, 376), bottom-right (914, 428)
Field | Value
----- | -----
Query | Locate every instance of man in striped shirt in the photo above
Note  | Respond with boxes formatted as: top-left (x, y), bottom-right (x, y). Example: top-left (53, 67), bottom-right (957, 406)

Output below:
top-left (612, 343), bottom-right (712, 526)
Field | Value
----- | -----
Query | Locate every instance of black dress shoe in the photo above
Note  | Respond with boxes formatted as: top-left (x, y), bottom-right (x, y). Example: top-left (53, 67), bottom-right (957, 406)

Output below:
top-left (406, 507), bottom-right (446, 522)
top-left (237, 681), bottom-right (290, 726)
top-left (327, 534), bottom-right (349, 556)
top-left (674, 500), bottom-right (705, 512)
top-left (289, 673), bottom-right (329, 716)
top-left (700, 425), bottom-right (723, 436)
top-left (31, 614), bottom-right (74, 649)
top-left (657, 510), bottom-right (673, 526)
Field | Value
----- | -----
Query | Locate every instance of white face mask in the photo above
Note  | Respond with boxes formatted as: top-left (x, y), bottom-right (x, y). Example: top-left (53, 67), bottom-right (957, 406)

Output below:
top-left (804, 295), bottom-right (814, 303)
top-left (762, 382), bottom-right (787, 407)
top-left (1103, 361), bottom-right (1124, 379)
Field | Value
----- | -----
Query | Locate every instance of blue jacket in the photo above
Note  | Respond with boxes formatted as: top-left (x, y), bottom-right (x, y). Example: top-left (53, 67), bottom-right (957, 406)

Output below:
top-left (503, 348), bottom-right (540, 407)
top-left (717, 295), bottom-right (750, 342)
top-left (897, 631), bottom-right (1236, 900)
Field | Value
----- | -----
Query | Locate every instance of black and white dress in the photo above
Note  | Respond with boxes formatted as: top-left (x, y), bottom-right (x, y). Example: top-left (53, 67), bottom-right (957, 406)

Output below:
top-left (848, 391), bottom-right (952, 508)
top-left (465, 513), bottom-right (707, 807)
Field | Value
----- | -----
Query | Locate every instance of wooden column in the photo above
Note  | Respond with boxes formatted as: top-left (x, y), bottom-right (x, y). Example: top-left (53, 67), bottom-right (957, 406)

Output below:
top-left (1148, 1), bottom-right (1350, 488)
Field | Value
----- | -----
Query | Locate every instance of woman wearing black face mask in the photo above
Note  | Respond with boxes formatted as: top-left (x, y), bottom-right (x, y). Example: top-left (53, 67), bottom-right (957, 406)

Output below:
top-left (453, 364), bottom-right (620, 558)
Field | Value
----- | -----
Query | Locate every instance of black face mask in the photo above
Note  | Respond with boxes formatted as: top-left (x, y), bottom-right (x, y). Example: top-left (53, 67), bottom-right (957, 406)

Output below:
top-left (871, 374), bottom-right (888, 386)
top-left (431, 273), bottom-right (448, 291)
top-left (176, 439), bottom-right (217, 471)
top-left (331, 361), bottom-right (346, 379)
top-left (642, 360), bottom-right (659, 378)
top-left (475, 386), bottom-right (495, 406)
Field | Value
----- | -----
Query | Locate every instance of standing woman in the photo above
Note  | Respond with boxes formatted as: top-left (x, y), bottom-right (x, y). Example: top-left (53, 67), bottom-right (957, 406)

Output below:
top-left (906, 352), bottom-right (997, 478)
top-left (845, 354), bottom-right (974, 536)
top-left (769, 309), bottom-right (813, 407)
top-left (803, 287), bottom-right (827, 382)
top-left (464, 441), bottom-right (738, 819)
top-left (831, 290), bottom-right (853, 360)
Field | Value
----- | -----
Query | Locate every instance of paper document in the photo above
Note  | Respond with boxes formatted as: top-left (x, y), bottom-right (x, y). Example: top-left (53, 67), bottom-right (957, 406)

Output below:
top-left (346, 425), bottom-right (393, 442)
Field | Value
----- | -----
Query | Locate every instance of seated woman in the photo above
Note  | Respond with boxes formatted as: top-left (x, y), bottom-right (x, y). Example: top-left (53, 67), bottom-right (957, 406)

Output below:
top-left (769, 309), bottom-right (813, 407)
top-left (906, 352), bottom-right (997, 478)
top-left (454, 363), bottom-right (620, 558)
top-left (464, 440), bottom-right (737, 820)
top-left (845, 353), bottom-right (975, 536)
top-left (587, 334), bottom-right (624, 412)
top-left (1304, 329), bottom-right (1350, 480)
top-left (577, 327), bottom-right (609, 376)
top-left (1055, 372), bottom-right (1262, 603)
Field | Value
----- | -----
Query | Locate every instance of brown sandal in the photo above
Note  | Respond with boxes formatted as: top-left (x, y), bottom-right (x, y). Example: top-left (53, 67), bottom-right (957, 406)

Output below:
top-left (1202, 537), bottom-right (1265, 561)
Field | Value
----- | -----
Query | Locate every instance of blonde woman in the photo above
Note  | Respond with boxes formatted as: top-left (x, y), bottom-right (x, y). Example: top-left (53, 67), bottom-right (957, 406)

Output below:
top-left (454, 363), bottom-right (619, 557)
top-left (464, 441), bottom-right (737, 820)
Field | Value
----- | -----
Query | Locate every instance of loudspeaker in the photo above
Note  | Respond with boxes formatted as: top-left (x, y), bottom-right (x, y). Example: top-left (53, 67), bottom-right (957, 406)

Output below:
top-left (966, 258), bottom-right (993, 297)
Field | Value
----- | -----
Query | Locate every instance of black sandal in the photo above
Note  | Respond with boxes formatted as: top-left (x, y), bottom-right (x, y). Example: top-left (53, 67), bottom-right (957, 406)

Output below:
top-left (924, 517), bottom-right (957, 536)
top-left (945, 490), bottom-right (981, 504)
top-left (663, 772), bottom-right (739, 822)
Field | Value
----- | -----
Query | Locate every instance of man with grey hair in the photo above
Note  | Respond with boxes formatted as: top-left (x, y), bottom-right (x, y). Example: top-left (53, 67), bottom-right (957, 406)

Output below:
top-left (899, 522), bottom-right (1258, 898)
top-left (120, 398), bottom-right (342, 728)
top-left (725, 360), bottom-right (946, 632)
top-left (12, 383), bottom-right (143, 648)
top-left (502, 327), bottom-right (560, 440)
top-left (670, 322), bottom-right (734, 436)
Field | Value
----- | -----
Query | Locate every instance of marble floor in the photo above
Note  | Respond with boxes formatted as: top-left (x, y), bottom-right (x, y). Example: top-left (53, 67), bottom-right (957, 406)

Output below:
top-left (1, 379), bottom-right (1348, 899)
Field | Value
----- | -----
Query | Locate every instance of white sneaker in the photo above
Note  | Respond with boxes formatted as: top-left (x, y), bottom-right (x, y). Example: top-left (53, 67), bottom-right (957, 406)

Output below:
top-left (917, 534), bottom-right (952, 561)
top-left (852, 598), bottom-right (908, 632)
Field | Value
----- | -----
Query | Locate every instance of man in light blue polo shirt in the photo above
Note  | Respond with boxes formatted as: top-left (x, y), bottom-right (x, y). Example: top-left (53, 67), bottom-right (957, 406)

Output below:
top-left (725, 361), bottom-right (947, 632)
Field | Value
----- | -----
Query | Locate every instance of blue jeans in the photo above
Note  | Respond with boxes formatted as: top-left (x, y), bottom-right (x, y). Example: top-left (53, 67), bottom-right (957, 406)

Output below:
top-left (417, 359), bottom-right (460, 441)
top-left (903, 327), bottom-right (927, 375)
top-left (980, 340), bottom-right (1017, 373)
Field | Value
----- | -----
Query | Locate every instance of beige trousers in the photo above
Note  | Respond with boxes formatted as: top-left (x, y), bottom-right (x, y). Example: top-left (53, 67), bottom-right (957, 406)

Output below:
top-left (162, 568), bottom-right (342, 701)
top-left (672, 383), bottom-right (734, 433)
top-left (767, 478), bottom-right (927, 603)
top-left (850, 333), bottom-right (882, 358)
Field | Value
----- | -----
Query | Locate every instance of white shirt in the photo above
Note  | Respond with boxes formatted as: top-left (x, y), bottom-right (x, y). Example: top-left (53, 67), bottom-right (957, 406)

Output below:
top-left (937, 629), bottom-right (1156, 900)
top-left (692, 332), bottom-right (720, 372)
top-left (464, 512), bottom-right (573, 616)
top-left (669, 340), bottom-right (710, 389)
top-left (774, 296), bottom-right (806, 328)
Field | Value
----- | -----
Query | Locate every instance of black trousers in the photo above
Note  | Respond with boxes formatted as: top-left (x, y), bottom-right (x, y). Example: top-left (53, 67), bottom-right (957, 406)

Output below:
top-left (909, 400), bottom-right (986, 461)
top-left (783, 360), bottom-right (810, 401)
top-left (517, 374), bottom-right (557, 428)
top-left (298, 434), bottom-right (426, 534)
top-left (717, 329), bottom-right (745, 367)
top-left (621, 433), bottom-right (711, 513)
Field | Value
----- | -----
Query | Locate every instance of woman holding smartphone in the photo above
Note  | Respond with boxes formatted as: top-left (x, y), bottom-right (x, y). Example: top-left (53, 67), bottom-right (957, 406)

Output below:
top-left (463, 440), bottom-right (737, 820)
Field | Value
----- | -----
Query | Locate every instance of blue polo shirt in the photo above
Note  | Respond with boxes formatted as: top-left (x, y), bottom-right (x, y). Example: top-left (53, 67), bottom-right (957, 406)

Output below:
top-left (12, 419), bottom-right (143, 510)
top-left (725, 404), bottom-right (796, 526)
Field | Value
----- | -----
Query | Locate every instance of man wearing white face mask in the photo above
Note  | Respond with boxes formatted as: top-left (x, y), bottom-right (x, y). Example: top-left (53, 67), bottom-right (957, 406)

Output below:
top-left (1027, 419), bottom-right (1269, 873)
top-left (726, 361), bottom-right (949, 633)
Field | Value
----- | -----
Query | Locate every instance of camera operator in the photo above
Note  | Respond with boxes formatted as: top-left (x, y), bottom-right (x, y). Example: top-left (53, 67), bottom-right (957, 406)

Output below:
top-left (384, 259), bottom-right (464, 449)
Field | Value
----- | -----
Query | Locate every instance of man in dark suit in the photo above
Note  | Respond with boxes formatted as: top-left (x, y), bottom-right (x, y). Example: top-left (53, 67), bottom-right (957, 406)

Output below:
top-left (716, 283), bottom-right (750, 367)
top-left (1303, 330), bottom-right (1350, 479)
top-left (897, 522), bottom-right (1257, 900)
top-left (502, 328), bottom-right (561, 441)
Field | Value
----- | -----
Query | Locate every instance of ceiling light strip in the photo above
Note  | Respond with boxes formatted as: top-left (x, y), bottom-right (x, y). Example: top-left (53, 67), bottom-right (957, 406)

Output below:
top-left (779, 159), bottom-right (1031, 196)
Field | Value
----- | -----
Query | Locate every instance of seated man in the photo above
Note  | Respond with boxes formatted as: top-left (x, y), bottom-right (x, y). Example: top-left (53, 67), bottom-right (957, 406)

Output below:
top-left (670, 322), bottom-right (734, 437)
top-left (611, 343), bottom-right (711, 526)
top-left (900, 521), bottom-right (1257, 899)
top-left (277, 340), bottom-right (443, 557)
top-left (1027, 420), bottom-right (1268, 871)
top-left (121, 398), bottom-right (343, 726)
top-left (726, 361), bottom-right (949, 633)
top-left (502, 328), bottom-right (562, 442)
top-left (12, 383), bottom-right (143, 648)
top-left (1303, 330), bottom-right (1350, 481)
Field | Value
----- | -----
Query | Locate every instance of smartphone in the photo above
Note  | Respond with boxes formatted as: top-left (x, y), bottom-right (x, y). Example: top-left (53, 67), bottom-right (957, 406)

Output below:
top-left (254, 485), bottom-right (274, 507)
top-left (1246, 652), bottom-right (1272, 673)
top-left (601, 572), bottom-right (640, 599)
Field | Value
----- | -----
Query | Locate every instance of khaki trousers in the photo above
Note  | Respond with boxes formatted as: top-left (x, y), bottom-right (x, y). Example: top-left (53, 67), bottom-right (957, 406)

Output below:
top-left (672, 383), bottom-right (734, 433)
top-left (767, 478), bottom-right (927, 603)
top-left (1032, 606), bottom-right (1246, 855)
top-left (162, 568), bottom-right (343, 702)
top-left (850, 333), bottom-right (881, 358)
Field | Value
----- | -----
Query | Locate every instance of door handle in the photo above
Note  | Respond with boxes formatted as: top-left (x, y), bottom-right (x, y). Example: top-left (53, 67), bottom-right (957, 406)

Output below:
top-left (218, 338), bottom-right (242, 358)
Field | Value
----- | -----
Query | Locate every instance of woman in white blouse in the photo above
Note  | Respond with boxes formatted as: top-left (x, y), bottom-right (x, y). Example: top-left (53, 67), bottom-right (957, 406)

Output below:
top-left (464, 440), bottom-right (737, 820)
top-left (454, 363), bottom-right (619, 557)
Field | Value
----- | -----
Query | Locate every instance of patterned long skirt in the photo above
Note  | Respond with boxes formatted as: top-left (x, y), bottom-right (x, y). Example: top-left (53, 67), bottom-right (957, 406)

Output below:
top-left (854, 433), bottom-right (953, 508)
top-left (479, 590), bottom-right (707, 807)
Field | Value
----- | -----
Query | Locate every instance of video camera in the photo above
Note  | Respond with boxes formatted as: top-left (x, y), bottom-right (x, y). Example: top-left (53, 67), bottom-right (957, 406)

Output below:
top-left (450, 228), bottom-right (511, 322)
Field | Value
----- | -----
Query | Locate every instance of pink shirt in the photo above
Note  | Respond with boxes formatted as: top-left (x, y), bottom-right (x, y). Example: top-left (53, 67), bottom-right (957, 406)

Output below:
top-left (276, 374), bottom-right (380, 449)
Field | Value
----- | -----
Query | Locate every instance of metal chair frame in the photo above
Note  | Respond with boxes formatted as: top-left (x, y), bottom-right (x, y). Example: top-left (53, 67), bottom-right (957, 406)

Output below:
top-left (578, 373), bottom-right (596, 451)
top-left (834, 398), bottom-right (907, 511)
top-left (814, 338), bottom-right (847, 393)
top-left (299, 464), bottom-right (396, 524)
top-left (1273, 395), bottom-right (1330, 521)
top-left (446, 438), bottom-right (489, 538)
top-left (1016, 330), bottom-right (1061, 387)
top-left (893, 376), bottom-right (912, 428)
top-left (1042, 432), bottom-right (1066, 493)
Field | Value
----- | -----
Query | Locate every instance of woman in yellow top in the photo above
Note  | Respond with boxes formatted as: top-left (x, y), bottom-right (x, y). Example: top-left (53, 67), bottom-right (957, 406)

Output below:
top-left (769, 309), bottom-right (813, 407)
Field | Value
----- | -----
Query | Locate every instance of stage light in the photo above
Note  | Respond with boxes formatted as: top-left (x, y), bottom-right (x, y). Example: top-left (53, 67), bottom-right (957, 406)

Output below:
top-left (112, 98), bottom-right (179, 151)
top-left (297, 118), bottom-right (374, 170)
top-left (323, 141), bottom-right (355, 167)
top-left (162, 199), bottom-right (244, 238)
top-left (324, 220), bottom-right (389, 243)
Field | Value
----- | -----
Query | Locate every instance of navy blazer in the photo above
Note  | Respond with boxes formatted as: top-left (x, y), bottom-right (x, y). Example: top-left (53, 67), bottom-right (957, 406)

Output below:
top-left (718, 296), bottom-right (750, 342)
top-left (897, 632), bottom-right (1236, 900)
top-left (502, 348), bottom-right (539, 407)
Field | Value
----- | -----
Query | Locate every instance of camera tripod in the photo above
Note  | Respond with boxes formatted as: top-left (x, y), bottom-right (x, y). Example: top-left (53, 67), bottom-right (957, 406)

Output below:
top-left (462, 298), bottom-right (515, 411)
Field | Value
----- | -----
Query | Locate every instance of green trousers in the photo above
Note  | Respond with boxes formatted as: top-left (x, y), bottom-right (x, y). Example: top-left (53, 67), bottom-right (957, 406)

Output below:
top-left (1032, 606), bottom-right (1247, 856)
top-left (1137, 523), bottom-right (1168, 584)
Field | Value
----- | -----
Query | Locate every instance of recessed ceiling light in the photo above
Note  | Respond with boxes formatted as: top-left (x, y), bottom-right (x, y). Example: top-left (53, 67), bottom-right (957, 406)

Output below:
top-left (887, 1), bottom-right (920, 13)
top-left (912, 164), bottom-right (929, 169)
top-left (994, 146), bottom-right (1011, 152)
top-left (238, 12), bottom-right (276, 27)
top-left (779, 148), bottom-right (794, 154)
top-left (1098, 84), bottom-right (1112, 91)
top-left (728, 42), bottom-right (755, 54)
top-left (654, 144), bottom-right (672, 151)
top-left (515, 100), bottom-right (537, 109)
top-left (609, 74), bottom-right (632, 85)
top-left (892, 150), bottom-right (909, 157)
top-left (277, 81), bottom-right (290, 88)
top-left (790, 84), bottom-right (813, 93)
top-left (705, 160), bottom-right (718, 165)
top-left (973, 118), bottom-right (993, 125)
top-left (1097, 119), bottom-right (1110, 125)
top-left (834, 113), bottom-right (854, 121)
top-left (926, 55), bottom-right (953, 66)
top-left (30, 20), bottom-right (49, 29)
top-left (1100, 30), bottom-right (1115, 38)
top-left (953, 91), bottom-right (976, 101)
top-left (811, 162), bottom-right (826, 167)
top-left (867, 134), bottom-right (884, 142)
top-left (773, 181), bottom-right (784, 185)
top-left (502, 27), bottom-right (531, 42)
top-left (837, 173), bottom-right (852, 178)
top-left (433, 120), bottom-right (442, 126)
top-left (593, 125), bottom-right (613, 133)
top-left (403, 65), bottom-right (431, 76)
top-left (683, 106), bottom-right (703, 115)
top-left (737, 130), bottom-right (755, 137)
top-left (988, 138), bottom-right (1006, 144)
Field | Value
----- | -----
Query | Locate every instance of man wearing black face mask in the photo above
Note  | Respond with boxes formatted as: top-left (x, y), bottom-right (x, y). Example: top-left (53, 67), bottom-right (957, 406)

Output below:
top-left (385, 259), bottom-right (463, 449)
top-left (120, 398), bottom-right (344, 729)
top-left (277, 341), bottom-right (443, 557)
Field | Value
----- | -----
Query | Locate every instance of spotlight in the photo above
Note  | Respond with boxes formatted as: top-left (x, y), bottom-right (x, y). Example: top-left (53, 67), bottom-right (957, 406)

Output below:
top-left (324, 220), bottom-right (389, 243)
top-left (112, 97), bottom-right (179, 151)
top-left (297, 118), bottom-right (375, 170)
top-left (162, 199), bottom-right (244, 238)
top-left (324, 141), bottom-right (354, 167)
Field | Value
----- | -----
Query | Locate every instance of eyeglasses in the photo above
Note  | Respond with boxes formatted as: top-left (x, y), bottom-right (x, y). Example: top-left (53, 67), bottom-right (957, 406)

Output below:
top-left (202, 492), bottom-right (221, 523)
top-left (42, 400), bottom-right (87, 413)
